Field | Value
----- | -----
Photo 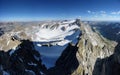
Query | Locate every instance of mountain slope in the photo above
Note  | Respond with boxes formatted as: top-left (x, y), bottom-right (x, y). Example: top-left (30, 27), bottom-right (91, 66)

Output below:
top-left (72, 21), bottom-right (117, 75)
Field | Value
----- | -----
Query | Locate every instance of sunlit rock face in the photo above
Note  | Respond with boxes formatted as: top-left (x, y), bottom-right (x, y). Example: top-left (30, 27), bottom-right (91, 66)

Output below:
top-left (72, 22), bottom-right (118, 75)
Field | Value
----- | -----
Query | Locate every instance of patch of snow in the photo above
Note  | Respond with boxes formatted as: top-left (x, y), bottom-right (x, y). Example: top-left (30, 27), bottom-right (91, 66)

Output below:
top-left (34, 55), bottom-right (40, 61)
top-left (100, 51), bottom-right (104, 58)
top-left (25, 69), bottom-right (35, 75)
top-left (57, 40), bottom-right (70, 46)
top-left (28, 63), bottom-right (37, 66)
top-left (19, 58), bottom-right (23, 62)
top-left (40, 71), bottom-right (44, 75)
top-left (10, 46), bottom-right (20, 55)
top-left (117, 31), bottom-right (120, 35)
top-left (37, 44), bottom-right (42, 47)
top-left (9, 50), bottom-right (15, 55)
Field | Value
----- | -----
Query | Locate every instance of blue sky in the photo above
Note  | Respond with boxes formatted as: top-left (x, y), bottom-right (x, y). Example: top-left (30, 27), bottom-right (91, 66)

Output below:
top-left (0, 0), bottom-right (120, 21)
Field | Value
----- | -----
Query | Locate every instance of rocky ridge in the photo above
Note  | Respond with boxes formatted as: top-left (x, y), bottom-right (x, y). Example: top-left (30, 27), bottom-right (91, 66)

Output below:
top-left (71, 21), bottom-right (117, 75)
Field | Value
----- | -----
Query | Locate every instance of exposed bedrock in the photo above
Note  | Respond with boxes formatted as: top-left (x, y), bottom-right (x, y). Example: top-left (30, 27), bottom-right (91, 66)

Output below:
top-left (71, 22), bottom-right (117, 75)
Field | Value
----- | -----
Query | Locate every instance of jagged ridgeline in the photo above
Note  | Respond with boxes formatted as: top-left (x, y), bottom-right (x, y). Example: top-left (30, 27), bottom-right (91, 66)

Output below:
top-left (0, 19), bottom-right (119, 75)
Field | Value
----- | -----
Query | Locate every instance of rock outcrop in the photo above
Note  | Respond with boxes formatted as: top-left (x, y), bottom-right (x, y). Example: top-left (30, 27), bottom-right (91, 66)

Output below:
top-left (93, 41), bottom-right (120, 75)
top-left (71, 21), bottom-right (117, 75)
top-left (0, 40), bottom-right (47, 75)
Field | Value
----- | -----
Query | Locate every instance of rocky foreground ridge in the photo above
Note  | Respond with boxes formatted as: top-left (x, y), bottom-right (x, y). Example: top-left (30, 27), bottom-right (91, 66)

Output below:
top-left (0, 19), bottom-right (119, 75)
top-left (72, 21), bottom-right (118, 75)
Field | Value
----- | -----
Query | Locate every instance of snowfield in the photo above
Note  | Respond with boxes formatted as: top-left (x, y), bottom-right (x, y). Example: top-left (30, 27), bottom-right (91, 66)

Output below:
top-left (29, 20), bottom-right (80, 46)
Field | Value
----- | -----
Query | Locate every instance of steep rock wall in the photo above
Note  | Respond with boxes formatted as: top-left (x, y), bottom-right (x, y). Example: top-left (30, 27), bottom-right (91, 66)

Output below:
top-left (72, 22), bottom-right (117, 75)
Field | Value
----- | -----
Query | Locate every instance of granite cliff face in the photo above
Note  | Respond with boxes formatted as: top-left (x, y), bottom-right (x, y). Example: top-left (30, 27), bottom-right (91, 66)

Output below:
top-left (71, 22), bottom-right (117, 75)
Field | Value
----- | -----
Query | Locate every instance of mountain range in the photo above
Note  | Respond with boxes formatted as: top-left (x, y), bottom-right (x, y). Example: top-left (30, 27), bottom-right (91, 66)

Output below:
top-left (0, 19), bottom-right (120, 75)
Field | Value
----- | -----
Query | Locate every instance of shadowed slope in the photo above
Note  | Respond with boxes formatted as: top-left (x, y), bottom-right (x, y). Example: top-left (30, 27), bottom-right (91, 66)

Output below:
top-left (93, 42), bottom-right (120, 75)
top-left (46, 43), bottom-right (79, 75)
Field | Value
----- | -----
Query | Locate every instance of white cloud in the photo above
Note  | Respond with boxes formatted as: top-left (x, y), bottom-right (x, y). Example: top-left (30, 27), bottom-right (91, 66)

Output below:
top-left (86, 10), bottom-right (120, 21)
top-left (87, 10), bottom-right (107, 15)
top-left (111, 11), bottom-right (120, 15)
top-left (111, 12), bottom-right (116, 14)
top-left (87, 10), bottom-right (91, 13)
top-left (87, 10), bottom-right (96, 14)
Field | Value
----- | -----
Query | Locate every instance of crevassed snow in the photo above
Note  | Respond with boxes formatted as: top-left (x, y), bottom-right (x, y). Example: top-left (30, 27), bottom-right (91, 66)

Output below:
top-left (33, 23), bottom-right (79, 44)
top-left (31, 20), bottom-right (79, 46)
